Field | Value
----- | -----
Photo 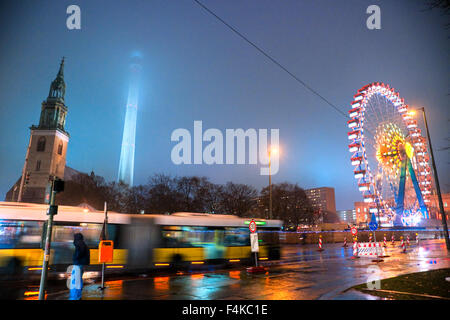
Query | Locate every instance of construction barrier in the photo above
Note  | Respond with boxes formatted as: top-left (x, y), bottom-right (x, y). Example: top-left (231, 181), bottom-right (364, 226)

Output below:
top-left (356, 242), bottom-right (386, 257)
top-left (343, 236), bottom-right (348, 247)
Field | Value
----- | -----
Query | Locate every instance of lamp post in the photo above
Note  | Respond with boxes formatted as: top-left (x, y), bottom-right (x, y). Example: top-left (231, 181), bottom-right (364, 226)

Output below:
top-left (410, 108), bottom-right (449, 251)
top-left (268, 147), bottom-right (278, 220)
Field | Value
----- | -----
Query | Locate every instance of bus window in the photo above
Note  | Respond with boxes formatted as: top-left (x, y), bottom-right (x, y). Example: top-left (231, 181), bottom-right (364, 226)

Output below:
top-left (224, 228), bottom-right (250, 246)
top-left (51, 223), bottom-right (103, 248)
top-left (0, 220), bottom-right (43, 249)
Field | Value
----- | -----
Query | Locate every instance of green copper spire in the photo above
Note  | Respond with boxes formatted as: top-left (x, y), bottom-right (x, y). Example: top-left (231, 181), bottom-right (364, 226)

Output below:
top-left (35, 58), bottom-right (69, 133)
top-left (47, 57), bottom-right (66, 102)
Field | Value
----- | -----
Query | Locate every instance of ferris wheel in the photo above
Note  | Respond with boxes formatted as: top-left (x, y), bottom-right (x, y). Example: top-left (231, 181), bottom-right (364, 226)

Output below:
top-left (347, 82), bottom-right (433, 227)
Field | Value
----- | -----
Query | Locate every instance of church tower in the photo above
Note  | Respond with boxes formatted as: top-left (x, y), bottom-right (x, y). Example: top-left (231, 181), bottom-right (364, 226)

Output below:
top-left (17, 58), bottom-right (70, 203)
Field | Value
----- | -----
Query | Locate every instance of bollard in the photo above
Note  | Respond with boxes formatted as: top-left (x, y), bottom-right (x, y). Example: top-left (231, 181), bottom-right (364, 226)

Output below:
top-left (383, 234), bottom-right (387, 248)
top-left (391, 234), bottom-right (395, 246)
top-left (400, 236), bottom-right (406, 253)
top-left (406, 235), bottom-right (410, 246)
top-left (369, 233), bottom-right (373, 243)
top-left (318, 235), bottom-right (324, 252)
top-left (351, 237), bottom-right (359, 259)
top-left (416, 233), bottom-right (419, 245)
top-left (343, 236), bottom-right (348, 248)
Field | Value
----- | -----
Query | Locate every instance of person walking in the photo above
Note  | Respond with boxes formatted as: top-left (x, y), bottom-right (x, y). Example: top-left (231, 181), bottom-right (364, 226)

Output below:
top-left (69, 233), bottom-right (90, 300)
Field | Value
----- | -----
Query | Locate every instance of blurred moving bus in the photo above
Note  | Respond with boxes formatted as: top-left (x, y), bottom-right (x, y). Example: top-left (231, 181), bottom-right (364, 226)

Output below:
top-left (0, 202), bottom-right (282, 278)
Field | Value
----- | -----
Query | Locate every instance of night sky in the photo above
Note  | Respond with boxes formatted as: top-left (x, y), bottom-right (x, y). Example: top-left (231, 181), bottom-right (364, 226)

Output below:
top-left (0, 0), bottom-right (448, 211)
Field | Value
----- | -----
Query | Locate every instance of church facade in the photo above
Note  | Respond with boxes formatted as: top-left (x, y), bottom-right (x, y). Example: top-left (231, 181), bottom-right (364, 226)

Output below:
top-left (6, 59), bottom-right (70, 203)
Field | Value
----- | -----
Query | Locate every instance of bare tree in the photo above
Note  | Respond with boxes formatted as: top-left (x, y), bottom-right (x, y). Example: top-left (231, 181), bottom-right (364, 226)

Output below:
top-left (220, 182), bottom-right (258, 217)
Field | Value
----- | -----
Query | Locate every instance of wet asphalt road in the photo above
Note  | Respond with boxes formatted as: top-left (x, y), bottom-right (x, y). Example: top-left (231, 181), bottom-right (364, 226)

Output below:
top-left (17, 239), bottom-right (450, 300)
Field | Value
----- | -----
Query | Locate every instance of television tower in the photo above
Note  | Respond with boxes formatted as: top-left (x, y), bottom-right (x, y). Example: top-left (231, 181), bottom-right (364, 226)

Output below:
top-left (118, 54), bottom-right (142, 186)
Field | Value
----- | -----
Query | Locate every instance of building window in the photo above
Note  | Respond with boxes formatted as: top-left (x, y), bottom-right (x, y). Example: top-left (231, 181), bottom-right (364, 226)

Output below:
top-left (37, 136), bottom-right (46, 152)
top-left (57, 143), bottom-right (63, 155)
top-left (36, 160), bottom-right (41, 171)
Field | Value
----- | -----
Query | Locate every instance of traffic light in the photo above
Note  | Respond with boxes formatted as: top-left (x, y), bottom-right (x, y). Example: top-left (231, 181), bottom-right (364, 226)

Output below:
top-left (53, 178), bottom-right (65, 193)
top-left (25, 172), bottom-right (30, 185)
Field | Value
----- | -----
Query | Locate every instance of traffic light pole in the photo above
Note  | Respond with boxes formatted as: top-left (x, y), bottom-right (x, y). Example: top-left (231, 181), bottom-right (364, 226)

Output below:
top-left (420, 107), bottom-right (450, 251)
top-left (38, 179), bottom-right (57, 300)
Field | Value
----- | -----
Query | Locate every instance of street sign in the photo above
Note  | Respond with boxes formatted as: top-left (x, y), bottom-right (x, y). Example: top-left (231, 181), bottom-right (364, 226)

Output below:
top-left (250, 233), bottom-right (259, 252)
top-left (249, 219), bottom-right (257, 233)
top-left (351, 226), bottom-right (357, 236)
top-left (368, 212), bottom-right (378, 231)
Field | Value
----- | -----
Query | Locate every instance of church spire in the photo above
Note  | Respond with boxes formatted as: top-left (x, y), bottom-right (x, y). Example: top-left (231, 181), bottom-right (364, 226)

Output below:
top-left (47, 57), bottom-right (66, 102)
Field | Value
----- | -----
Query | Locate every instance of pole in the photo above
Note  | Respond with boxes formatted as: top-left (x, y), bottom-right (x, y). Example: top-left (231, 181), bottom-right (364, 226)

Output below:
top-left (420, 107), bottom-right (450, 251)
top-left (99, 202), bottom-right (108, 290)
top-left (38, 179), bottom-right (56, 300)
top-left (269, 151), bottom-right (272, 220)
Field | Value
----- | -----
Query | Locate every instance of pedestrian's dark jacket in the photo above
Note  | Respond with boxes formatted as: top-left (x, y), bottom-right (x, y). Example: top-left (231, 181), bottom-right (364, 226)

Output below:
top-left (73, 233), bottom-right (90, 266)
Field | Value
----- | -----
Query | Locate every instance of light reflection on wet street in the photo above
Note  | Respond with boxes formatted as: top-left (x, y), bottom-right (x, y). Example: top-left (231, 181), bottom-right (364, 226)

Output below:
top-left (19, 239), bottom-right (450, 300)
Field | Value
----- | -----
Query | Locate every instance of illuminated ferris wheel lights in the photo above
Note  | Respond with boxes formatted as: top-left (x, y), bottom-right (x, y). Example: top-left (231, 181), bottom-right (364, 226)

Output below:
top-left (348, 119), bottom-right (359, 129)
top-left (348, 130), bottom-right (360, 140)
top-left (358, 183), bottom-right (370, 191)
top-left (351, 101), bottom-right (361, 108)
top-left (416, 152), bottom-right (425, 156)
top-left (398, 104), bottom-right (408, 113)
top-left (348, 143), bottom-right (360, 153)
top-left (348, 107), bottom-right (361, 118)
top-left (354, 170), bottom-right (365, 179)
top-left (353, 94), bottom-right (363, 101)
top-left (351, 156), bottom-right (362, 166)
top-left (406, 120), bottom-right (418, 128)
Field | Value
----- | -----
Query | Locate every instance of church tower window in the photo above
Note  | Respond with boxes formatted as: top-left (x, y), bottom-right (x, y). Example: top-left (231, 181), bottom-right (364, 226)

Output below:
top-left (58, 142), bottom-right (63, 155)
top-left (37, 137), bottom-right (46, 152)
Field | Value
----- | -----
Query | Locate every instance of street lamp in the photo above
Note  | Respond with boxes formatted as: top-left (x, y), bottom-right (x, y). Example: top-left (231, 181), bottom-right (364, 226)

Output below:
top-left (268, 147), bottom-right (278, 220)
top-left (410, 107), bottom-right (450, 251)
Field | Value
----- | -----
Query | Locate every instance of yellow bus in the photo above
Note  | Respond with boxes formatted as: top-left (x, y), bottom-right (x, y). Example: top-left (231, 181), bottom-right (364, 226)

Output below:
top-left (0, 202), bottom-right (282, 279)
